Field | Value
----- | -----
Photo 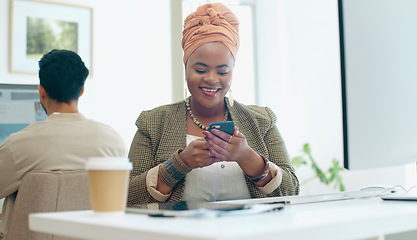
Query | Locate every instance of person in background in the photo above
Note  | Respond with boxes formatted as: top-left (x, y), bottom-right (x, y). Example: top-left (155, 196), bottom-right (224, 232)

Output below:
top-left (127, 3), bottom-right (299, 205)
top-left (0, 49), bottom-right (126, 238)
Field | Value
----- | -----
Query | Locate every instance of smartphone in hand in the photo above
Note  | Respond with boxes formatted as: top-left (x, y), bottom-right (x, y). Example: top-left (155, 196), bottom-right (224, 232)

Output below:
top-left (209, 121), bottom-right (235, 135)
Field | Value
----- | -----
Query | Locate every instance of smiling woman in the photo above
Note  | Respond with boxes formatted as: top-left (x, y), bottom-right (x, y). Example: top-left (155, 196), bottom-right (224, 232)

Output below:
top-left (185, 42), bottom-right (234, 117)
top-left (127, 2), bottom-right (299, 206)
top-left (182, 0), bottom-right (256, 105)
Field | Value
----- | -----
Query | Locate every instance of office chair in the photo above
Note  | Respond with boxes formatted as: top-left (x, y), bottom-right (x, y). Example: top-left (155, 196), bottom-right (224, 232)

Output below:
top-left (5, 170), bottom-right (91, 240)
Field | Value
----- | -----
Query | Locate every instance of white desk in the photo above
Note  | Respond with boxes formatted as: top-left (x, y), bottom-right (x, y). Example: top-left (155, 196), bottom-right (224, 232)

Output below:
top-left (29, 197), bottom-right (417, 240)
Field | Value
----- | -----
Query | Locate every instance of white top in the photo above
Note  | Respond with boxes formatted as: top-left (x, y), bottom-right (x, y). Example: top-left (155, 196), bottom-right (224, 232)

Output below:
top-left (182, 135), bottom-right (251, 202)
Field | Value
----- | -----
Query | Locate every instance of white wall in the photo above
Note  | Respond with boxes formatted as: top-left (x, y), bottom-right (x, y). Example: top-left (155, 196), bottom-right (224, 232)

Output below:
top-left (1, 0), bottom-right (172, 150)
top-left (255, 0), bottom-right (344, 194)
top-left (256, 0), bottom-right (413, 194)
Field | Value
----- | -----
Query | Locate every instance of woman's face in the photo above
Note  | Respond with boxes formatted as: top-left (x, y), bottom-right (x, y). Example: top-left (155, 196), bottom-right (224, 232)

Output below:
top-left (185, 42), bottom-right (234, 110)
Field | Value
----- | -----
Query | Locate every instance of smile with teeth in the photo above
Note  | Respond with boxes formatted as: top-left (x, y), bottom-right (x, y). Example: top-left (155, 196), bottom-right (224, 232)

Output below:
top-left (201, 87), bottom-right (220, 93)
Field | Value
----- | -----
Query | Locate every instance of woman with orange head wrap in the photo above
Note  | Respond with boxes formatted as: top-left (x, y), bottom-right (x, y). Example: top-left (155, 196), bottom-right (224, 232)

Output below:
top-left (127, 3), bottom-right (299, 205)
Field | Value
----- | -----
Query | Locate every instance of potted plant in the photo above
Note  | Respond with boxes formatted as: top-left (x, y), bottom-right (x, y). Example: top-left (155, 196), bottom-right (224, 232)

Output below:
top-left (291, 143), bottom-right (345, 191)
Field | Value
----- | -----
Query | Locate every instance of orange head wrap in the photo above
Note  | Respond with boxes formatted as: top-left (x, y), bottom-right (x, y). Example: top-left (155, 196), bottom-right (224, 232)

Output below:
top-left (182, 3), bottom-right (239, 65)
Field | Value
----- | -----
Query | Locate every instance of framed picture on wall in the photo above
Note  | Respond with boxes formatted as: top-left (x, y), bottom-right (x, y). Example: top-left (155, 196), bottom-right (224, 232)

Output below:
top-left (9, 0), bottom-right (93, 75)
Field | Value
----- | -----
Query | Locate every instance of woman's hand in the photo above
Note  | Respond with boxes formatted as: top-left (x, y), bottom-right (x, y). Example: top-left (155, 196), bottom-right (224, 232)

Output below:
top-left (179, 138), bottom-right (214, 169)
top-left (203, 126), bottom-right (251, 163)
top-left (203, 126), bottom-right (271, 185)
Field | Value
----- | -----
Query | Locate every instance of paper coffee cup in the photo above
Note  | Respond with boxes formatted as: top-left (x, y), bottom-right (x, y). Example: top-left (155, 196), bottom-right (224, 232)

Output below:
top-left (85, 157), bottom-right (132, 213)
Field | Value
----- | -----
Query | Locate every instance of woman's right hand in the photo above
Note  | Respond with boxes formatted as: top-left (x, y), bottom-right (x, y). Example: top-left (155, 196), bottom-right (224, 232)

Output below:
top-left (179, 138), bottom-right (214, 169)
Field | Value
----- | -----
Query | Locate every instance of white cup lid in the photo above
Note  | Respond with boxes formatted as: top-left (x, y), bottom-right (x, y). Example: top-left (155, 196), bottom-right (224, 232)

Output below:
top-left (85, 157), bottom-right (133, 170)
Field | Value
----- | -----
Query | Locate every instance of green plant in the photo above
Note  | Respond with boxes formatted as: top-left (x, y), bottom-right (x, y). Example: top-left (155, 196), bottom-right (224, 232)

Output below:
top-left (291, 143), bottom-right (345, 191)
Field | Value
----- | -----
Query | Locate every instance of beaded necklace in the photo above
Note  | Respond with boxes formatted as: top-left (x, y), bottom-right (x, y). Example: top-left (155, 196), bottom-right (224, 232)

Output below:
top-left (185, 97), bottom-right (229, 131)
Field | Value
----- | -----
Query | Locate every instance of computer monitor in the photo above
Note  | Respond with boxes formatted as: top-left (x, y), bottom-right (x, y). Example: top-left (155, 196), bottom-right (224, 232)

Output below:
top-left (0, 84), bottom-right (47, 144)
top-left (338, 0), bottom-right (417, 170)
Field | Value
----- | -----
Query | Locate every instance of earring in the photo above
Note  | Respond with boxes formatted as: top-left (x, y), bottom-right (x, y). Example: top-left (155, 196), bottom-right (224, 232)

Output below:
top-left (184, 87), bottom-right (188, 101)
top-left (227, 89), bottom-right (234, 107)
top-left (184, 77), bottom-right (189, 101)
